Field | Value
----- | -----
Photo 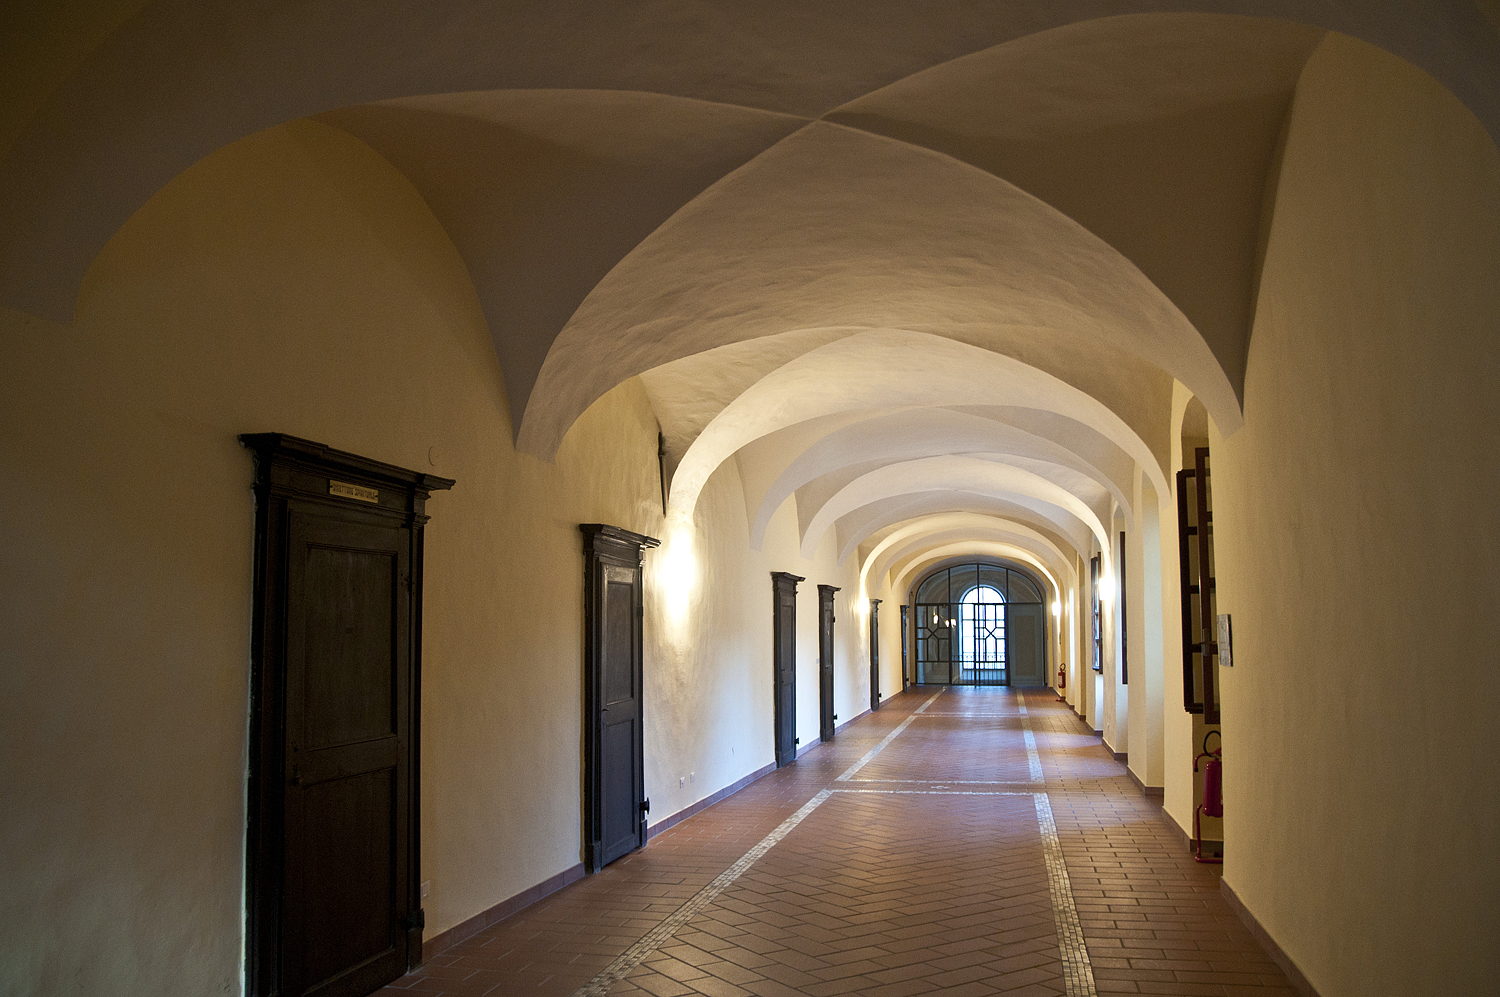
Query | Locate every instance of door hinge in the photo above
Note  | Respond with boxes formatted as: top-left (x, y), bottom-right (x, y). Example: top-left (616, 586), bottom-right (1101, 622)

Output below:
top-left (640, 797), bottom-right (651, 816)
top-left (404, 909), bottom-right (425, 931)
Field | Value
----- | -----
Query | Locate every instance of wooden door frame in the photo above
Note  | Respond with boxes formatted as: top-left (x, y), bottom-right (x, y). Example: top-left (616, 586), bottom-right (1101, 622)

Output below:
top-left (580, 524), bottom-right (659, 873)
top-left (241, 433), bottom-right (452, 995)
top-left (900, 604), bottom-right (909, 690)
top-left (868, 599), bottom-right (881, 711)
top-left (817, 584), bottom-right (839, 742)
top-left (770, 572), bottom-right (803, 768)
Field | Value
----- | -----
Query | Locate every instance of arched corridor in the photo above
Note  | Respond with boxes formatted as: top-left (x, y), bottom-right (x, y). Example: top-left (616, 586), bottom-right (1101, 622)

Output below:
top-left (377, 687), bottom-right (1291, 997)
top-left (3, 5), bottom-right (1498, 997)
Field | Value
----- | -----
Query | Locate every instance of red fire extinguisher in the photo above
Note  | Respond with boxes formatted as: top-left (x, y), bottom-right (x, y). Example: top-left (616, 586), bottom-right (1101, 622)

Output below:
top-left (1193, 730), bottom-right (1223, 864)
top-left (1056, 663), bottom-right (1067, 701)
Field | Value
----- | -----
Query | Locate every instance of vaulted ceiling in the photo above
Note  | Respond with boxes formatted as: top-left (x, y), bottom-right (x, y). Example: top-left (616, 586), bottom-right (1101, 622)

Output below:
top-left (5, 0), bottom-right (1497, 597)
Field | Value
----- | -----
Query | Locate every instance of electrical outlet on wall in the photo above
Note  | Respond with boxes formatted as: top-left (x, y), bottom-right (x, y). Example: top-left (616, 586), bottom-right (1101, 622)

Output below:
top-left (420, 880), bottom-right (431, 899)
top-left (679, 776), bottom-right (684, 787)
top-left (690, 772), bottom-right (695, 784)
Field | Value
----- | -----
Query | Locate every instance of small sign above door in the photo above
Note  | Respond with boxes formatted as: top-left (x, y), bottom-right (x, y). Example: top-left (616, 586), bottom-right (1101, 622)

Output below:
top-left (329, 479), bottom-right (379, 503)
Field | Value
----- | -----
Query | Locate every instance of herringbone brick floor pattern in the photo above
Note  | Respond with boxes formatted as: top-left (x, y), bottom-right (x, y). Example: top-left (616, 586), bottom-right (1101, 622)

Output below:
top-left (377, 688), bottom-right (1295, 997)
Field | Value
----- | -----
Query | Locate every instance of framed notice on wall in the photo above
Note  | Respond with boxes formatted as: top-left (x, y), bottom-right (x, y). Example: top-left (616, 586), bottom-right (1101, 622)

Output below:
top-left (1217, 614), bottom-right (1233, 667)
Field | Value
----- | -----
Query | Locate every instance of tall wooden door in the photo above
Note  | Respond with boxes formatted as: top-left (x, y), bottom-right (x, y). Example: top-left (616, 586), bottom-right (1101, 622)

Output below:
top-left (581, 525), bottom-right (659, 872)
top-left (818, 585), bottom-right (839, 742)
top-left (771, 572), bottom-right (803, 767)
top-left (900, 604), bottom-right (909, 689)
top-left (869, 599), bottom-right (881, 711)
top-left (242, 434), bottom-right (452, 997)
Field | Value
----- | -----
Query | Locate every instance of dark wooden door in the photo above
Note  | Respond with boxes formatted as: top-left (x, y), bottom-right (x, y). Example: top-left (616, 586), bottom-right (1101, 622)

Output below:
top-left (285, 509), bottom-right (410, 997)
top-left (900, 604), bottom-right (909, 689)
top-left (242, 434), bottom-right (452, 997)
top-left (582, 525), bottom-right (659, 872)
top-left (818, 585), bottom-right (839, 742)
top-left (771, 572), bottom-right (802, 767)
top-left (869, 599), bottom-right (881, 711)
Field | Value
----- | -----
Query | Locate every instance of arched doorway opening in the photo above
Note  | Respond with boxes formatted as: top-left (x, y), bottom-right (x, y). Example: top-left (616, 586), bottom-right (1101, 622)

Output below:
top-left (912, 561), bottom-right (1048, 687)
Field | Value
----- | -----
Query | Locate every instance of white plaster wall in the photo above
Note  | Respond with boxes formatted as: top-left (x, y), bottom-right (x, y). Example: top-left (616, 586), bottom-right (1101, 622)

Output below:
top-left (1161, 384), bottom-right (1196, 833)
top-left (742, 495), bottom-right (865, 762)
top-left (0, 118), bottom-right (856, 995)
top-left (642, 457), bottom-right (769, 826)
top-left (1214, 34), bottom-right (1500, 996)
top-left (1126, 472), bottom-right (1166, 788)
top-left (875, 573), bottom-right (914, 705)
top-left (1102, 506), bottom-right (1129, 755)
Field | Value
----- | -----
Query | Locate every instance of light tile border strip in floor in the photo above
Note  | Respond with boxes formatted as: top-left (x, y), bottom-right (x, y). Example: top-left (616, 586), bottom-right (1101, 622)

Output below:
top-left (1034, 791), bottom-right (1098, 997)
top-left (569, 691), bottom-right (943, 997)
top-left (568, 687), bottom-right (1101, 997)
top-left (1018, 689), bottom-right (1046, 783)
top-left (832, 688), bottom-right (944, 783)
top-left (568, 787), bottom-right (834, 997)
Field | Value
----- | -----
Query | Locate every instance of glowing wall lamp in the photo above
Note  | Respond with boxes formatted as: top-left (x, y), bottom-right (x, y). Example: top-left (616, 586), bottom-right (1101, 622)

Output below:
top-left (661, 516), bottom-right (696, 623)
top-left (1097, 571), bottom-right (1117, 606)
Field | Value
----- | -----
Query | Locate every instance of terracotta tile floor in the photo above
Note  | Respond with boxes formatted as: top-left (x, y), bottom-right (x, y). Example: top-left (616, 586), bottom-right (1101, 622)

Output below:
top-left (377, 687), bottom-right (1294, 997)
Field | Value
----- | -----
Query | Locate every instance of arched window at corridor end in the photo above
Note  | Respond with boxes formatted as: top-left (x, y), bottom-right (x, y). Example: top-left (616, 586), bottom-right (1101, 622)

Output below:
top-left (910, 561), bottom-right (1048, 688)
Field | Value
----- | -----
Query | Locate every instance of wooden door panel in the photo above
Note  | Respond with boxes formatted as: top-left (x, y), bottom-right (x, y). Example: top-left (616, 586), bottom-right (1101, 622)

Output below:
top-left (300, 545), bottom-right (397, 747)
top-left (601, 719), bottom-right (639, 863)
top-left (285, 509), bottom-right (408, 997)
top-left (599, 564), bottom-right (641, 864)
top-left (818, 585), bottom-right (838, 743)
top-left (603, 574), bottom-right (636, 705)
top-left (771, 574), bottom-right (802, 767)
top-left (295, 769), bottom-right (397, 991)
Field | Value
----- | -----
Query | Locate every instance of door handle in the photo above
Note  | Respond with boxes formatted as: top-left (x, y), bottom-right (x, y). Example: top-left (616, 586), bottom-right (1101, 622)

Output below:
top-left (290, 767), bottom-right (305, 788)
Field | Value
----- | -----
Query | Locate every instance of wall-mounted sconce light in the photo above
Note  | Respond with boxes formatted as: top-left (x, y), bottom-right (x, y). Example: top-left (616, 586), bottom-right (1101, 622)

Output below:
top-left (662, 516), bottom-right (696, 623)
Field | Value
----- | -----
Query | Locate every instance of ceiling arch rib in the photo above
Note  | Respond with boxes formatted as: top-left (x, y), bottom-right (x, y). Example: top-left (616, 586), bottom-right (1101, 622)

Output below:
top-left (527, 119), bottom-right (1235, 461)
top-left (317, 91), bottom-right (807, 434)
top-left (876, 534), bottom-right (1069, 607)
top-left (664, 329), bottom-right (1166, 524)
top-left (892, 545), bottom-right (1063, 606)
top-left (857, 512), bottom-right (1082, 576)
top-left (795, 453), bottom-right (1112, 553)
top-left (798, 455), bottom-right (1110, 561)
top-left (5, 3), bottom-right (1495, 340)
top-left (838, 493), bottom-right (1090, 566)
top-left (846, 489), bottom-right (1101, 581)
top-left (641, 328), bottom-right (860, 484)
top-left (956, 406), bottom-right (1143, 511)
top-left (859, 517), bottom-right (1077, 597)
top-left (739, 406), bottom-right (1133, 550)
top-left (827, 13), bottom-right (1328, 404)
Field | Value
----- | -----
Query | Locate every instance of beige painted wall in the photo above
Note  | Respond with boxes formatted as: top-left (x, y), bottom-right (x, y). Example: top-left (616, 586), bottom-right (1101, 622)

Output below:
top-left (0, 115), bottom-right (869, 995)
top-left (1161, 382), bottom-right (1200, 833)
top-left (1102, 506), bottom-right (1128, 754)
top-left (1214, 34), bottom-right (1500, 995)
top-left (649, 469), bottom-right (866, 815)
